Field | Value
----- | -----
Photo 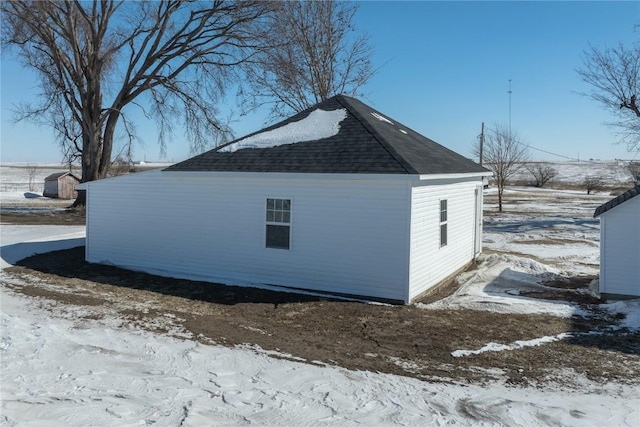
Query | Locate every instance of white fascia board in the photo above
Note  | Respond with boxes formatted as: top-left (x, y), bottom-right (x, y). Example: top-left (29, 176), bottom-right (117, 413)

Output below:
top-left (417, 171), bottom-right (493, 181)
top-left (162, 170), bottom-right (416, 182)
top-left (162, 170), bottom-right (492, 182)
top-left (78, 168), bottom-right (165, 188)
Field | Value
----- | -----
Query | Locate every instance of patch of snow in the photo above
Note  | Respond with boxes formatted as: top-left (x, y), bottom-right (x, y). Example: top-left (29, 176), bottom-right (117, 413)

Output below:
top-left (602, 299), bottom-right (640, 330)
top-left (238, 343), bottom-right (308, 363)
top-left (370, 111), bottom-right (394, 125)
top-left (417, 254), bottom-right (586, 318)
top-left (0, 225), bottom-right (85, 269)
top-left (452, 333), bottom-right (572, 357)
top-left (482, 187), bottom-right (605, 275)
top-left (219, 108), bottom-right (347, 153)
top-left (239, 325), bottom-right (271, 336)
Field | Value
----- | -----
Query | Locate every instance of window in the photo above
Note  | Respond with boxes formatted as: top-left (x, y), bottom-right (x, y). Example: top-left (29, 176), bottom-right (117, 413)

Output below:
top-left (266, 198), bottom-right (291, 249)
top-left (440, 199), bottom-right (448, 247)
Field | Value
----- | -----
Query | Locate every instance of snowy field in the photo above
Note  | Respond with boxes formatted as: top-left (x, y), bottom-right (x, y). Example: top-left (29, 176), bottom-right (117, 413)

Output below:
top-left (483, 186), bottom-right (608, 276)
top-left (1, 161), bottom-right (639, 426)
top-left (510, 160), bottom-right (635, 186)
top-left (0, 163), bottom-right (170, 207)
top-left (0, 164), bottom-right (79, 194)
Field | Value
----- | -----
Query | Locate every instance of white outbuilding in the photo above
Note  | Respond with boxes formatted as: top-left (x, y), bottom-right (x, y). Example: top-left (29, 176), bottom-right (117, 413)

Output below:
top-left (79, 95), bottom-right (491, 303)
top-left (594, 185), bottom-right (640, 299)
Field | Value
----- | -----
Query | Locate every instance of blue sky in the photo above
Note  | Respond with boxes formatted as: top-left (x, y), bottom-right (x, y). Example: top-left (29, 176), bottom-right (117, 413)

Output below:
top-left (1, 1), bottom-right (639, 163)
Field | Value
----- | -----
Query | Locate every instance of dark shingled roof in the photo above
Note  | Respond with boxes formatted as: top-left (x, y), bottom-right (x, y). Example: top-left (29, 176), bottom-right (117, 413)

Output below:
top-left (165, 95), bottom-right (490, 175)
top-left (594, 185), bottom-right (640, 217)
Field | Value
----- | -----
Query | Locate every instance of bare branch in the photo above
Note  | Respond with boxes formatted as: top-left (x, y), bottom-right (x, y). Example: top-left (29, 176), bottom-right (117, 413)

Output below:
top-left (240, 0), bottom-right (375, 121)
top-left (473, 124), bottom-right (529, 212)
top-left (577, 43), bottom-right (640, 153)
top-left (527, 163), bottom-right (558, 188)
top-left (1, 0), bottom-right (271, 206)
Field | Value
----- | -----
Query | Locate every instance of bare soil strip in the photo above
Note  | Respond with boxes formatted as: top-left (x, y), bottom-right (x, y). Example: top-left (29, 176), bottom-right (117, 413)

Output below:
top-left (5, 247), bottom-right (639, 388)
top-left (0, 209), bottom-right (85, 225)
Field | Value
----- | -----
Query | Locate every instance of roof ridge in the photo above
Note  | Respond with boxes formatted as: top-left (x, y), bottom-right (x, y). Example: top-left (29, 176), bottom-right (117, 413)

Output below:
top-left (334, 95), bottom-right (417, 174)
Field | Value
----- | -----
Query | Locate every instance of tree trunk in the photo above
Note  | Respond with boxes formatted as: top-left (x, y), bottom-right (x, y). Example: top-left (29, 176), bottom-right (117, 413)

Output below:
top-left (71, 111), bottom-right (119, 207)
top-left (498, 187), bottom-right (504, 212)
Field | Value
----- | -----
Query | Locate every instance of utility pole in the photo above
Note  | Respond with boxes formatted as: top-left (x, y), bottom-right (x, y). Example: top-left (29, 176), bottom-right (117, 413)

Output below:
top-left (508, 79), bottom-right (512, 135)
top-left (479, 122), bottom-right (485, 166)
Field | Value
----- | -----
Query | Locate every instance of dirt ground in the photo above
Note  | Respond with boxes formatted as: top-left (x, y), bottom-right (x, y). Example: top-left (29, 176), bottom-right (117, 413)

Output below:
top-left (0, 208), bottom-right (86, 225)
top-left (5, 245), bottom-right (639, 388)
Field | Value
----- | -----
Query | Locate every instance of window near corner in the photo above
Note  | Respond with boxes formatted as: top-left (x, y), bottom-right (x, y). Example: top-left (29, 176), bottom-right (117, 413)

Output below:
top-left (266, 198), bottom-right (291, 249)
top-left (440, 199), bottom-right (448, 247)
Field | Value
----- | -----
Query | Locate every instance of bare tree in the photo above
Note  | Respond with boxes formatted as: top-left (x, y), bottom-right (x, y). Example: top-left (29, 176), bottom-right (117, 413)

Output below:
top-left (527, 163), bottom-right (558, 188)
top-left (577, 43), bottom-right (640, 153)
top-left (584, 176), bottom-right (603, 195)
top-left (26, 163), bottom-right (38, 192)
top-left (1, 1), bottom-right (271, 205)
top-left (473, 124), bottom-right (529, 212)
top-left (627, 161), bottom-right (640, 184)
top-left (108, 155), bottom-right (134, 177)
top-left (240, 0), bottom-right (374, 119)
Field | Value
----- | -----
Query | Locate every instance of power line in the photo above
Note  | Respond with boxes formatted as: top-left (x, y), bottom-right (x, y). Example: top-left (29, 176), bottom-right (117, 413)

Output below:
top-left (485, 123), bottom-right (639, 162)
top-left (519, 143), bottom-right (581, 161)
top-left (484, 125), bottom-right (581, 161)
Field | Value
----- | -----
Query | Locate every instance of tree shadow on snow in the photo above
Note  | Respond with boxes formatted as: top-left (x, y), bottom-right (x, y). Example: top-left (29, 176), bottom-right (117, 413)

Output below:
top-left (484, 217), bottom-right (599, 234)
top-left (10, 246), bottom-right (345, 306)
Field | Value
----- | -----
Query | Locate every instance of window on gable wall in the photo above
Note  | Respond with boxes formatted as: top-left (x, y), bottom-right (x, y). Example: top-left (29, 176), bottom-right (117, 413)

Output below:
top-left (440, 199), bottom-right (448, 247)
top-left (266, 198), bottom-right (291, 249)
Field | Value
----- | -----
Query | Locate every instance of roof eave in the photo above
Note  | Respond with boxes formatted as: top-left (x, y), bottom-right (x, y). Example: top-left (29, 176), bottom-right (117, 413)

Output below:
top-left (161, 170), bottom-right (415, 181)
top-left (593, 185), bottom-right (640, 218)
top-left (418, 171), bottom-right (493, 180)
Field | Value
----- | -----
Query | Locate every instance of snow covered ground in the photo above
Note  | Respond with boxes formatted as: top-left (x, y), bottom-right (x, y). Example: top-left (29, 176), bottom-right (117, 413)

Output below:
top-left (1, 225), bottom-right (638, 426)
top-left (1, 162), bottom-right (640, 426)
top-left (482, 186), bottom-right (610, 276)
top-left (1, 284), bottom-right (637, 427)
top-left (511, 160), bottom-right (635, 186)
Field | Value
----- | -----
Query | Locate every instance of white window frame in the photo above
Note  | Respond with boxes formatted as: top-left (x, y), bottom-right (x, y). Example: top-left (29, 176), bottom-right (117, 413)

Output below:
top-left (439, 199), bottom-right (448, 248)
top-left (265, 197), bottom-right (292, 250)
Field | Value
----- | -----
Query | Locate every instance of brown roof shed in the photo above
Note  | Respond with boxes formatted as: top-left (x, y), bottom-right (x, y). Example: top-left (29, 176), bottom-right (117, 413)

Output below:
top-left (43, 172), bottom-right (80, 199)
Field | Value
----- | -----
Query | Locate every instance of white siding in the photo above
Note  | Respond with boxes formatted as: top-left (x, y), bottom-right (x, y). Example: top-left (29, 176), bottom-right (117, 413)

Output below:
top-left (600, 196), bottom-right (640, 297)
top-left (408, 179), bottom-right (482, 300)
top-left (85, 171), bottom-right (412, 302)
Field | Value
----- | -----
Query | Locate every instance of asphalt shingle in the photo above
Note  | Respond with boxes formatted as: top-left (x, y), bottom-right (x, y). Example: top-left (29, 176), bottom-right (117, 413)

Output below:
top-left (165, 95), bottom-right (489, 175)
top-left (593, 185), bottom-right (640, 217)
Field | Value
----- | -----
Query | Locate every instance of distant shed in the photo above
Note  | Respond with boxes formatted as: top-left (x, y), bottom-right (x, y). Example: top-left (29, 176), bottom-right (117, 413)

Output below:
top-left (594, 185), bottom-right (640, 299)
top-left (43, 172), bottom-right (80, 199)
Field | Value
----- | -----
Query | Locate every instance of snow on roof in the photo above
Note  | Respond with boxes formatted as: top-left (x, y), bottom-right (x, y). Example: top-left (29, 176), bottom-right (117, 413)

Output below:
top-left (166, 95), bottom-right (490, 175)
top-left (370, 111), bottom-right (394, 125)
top-left (218, 108), bottom-right (348, 153)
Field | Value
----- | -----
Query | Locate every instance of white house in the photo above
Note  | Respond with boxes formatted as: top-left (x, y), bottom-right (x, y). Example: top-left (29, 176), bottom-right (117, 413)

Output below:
top-left (79, 95), bottom-right (491, 303)
top-left (594, 185), bottom-right (640, 299)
